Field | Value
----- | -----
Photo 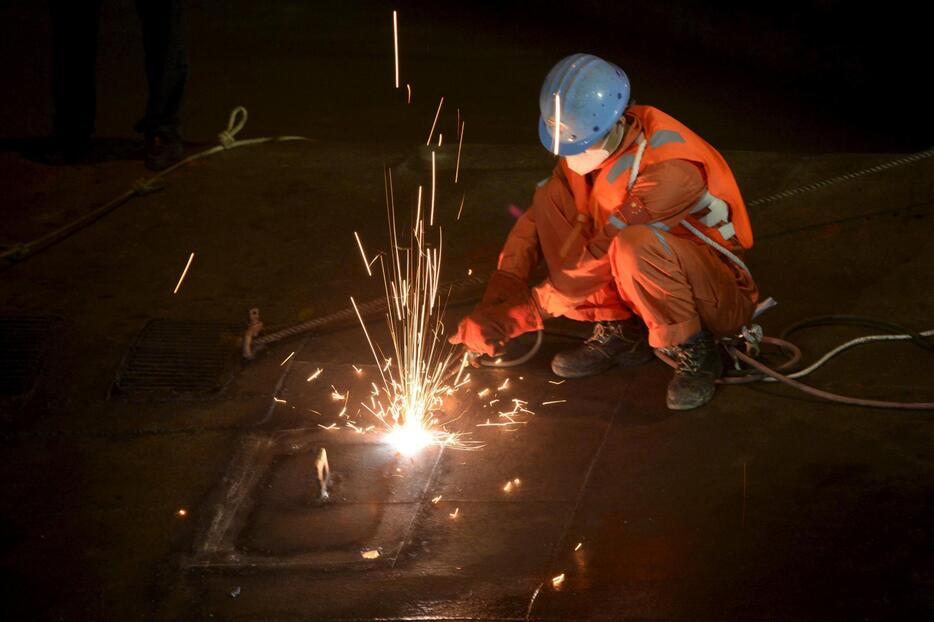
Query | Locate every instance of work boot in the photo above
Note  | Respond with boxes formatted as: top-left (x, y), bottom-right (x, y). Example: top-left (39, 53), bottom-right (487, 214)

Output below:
top-left (144, 133), bottom-right (183, 171)
top-left (663, 331), bottom-right (723, 410)
top-left (551, 318), bottom-right (653, 378)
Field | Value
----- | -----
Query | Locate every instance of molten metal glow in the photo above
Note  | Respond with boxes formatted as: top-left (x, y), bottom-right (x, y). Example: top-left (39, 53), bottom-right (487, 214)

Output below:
top-left (385, 421), bottom-right (435, 456)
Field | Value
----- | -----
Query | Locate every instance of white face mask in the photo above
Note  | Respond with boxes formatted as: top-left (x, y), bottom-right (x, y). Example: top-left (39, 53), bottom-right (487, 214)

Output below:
top-left (564, 122), bottom-right (625, 175)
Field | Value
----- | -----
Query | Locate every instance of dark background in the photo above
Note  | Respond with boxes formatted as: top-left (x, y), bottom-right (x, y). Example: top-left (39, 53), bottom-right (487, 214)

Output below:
top-left (0, 0), bottom-right (929, 154)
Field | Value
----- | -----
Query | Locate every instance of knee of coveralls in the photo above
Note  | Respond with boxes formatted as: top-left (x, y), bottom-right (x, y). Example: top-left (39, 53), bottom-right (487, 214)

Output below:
top-left (609, 225), bottom-right (757, 348)
top-left (529, 176), bottom-right (634, 323)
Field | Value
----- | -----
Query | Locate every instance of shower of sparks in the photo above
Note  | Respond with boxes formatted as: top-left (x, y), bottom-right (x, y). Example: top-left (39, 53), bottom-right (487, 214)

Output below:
top-left (349, 166), bottom-right (480, 457)
top-left (307, 368), bottom-right (323, 382)
top-left (173, 252), bottom-right (195, 294)
top-left (318, 423), bottom-right (338, 431)
top-left (426, 96), bottom-right (444, 145)
top-left (552, 573), bottom-right (565, 588)
top-left (392, 10), bottom-right (399, 88)
top-left (552, 93), bottom-right (561, 155)
top-left (354, 231), bottom-right (372, 276)
top-left (454, 121), bottom-right (464, 183)
top-left (542, 399), bottom-right (566, 405)
top-left (280, 351), bottom-right (295, 366)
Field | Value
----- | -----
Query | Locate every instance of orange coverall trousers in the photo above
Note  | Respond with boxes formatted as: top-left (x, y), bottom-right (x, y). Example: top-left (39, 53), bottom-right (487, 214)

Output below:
top-left (528, 180), bottom-right (759, 349)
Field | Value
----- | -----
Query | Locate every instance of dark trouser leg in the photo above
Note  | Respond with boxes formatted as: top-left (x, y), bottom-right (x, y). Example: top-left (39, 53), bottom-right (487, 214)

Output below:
top-left (50, 0), bottom-right (103, 141)
top-left (134, 0), bottom-right (188, 138)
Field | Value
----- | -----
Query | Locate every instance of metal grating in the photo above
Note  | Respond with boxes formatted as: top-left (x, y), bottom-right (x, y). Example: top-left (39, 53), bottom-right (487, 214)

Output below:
top-left (113, 319), bottom-right (236, 399)
top-left (0, 316), bottom-right (58, 398)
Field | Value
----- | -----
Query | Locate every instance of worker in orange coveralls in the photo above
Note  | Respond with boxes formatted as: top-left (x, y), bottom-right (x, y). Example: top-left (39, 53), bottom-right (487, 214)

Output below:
top-left (450, 53), bottom-right (758, 410)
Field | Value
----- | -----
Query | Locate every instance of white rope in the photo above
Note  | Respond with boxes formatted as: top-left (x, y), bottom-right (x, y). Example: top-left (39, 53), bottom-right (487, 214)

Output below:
top-left (681, 218), bottom-right (751, 274)
top-left (217, 106), bottom-right (248, 148)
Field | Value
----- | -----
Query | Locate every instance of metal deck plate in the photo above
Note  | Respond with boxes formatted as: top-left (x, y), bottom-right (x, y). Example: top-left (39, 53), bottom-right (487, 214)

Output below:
top-left (0, 315), bottom-right (59, 401)
top-left (113, 319), bottom-right (237, 400)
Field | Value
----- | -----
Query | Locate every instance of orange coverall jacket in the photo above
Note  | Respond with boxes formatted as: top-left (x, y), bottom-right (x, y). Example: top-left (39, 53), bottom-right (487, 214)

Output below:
top-left (496, 105), bottom-right (758, 345)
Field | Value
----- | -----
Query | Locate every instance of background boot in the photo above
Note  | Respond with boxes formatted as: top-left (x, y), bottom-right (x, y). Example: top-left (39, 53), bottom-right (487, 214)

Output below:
top-left (551, 317), bottom-right (653, 378)
top-left (144, 133), bottom-right (183, 171)
top-left (664, 331), bottom-right (723, 410)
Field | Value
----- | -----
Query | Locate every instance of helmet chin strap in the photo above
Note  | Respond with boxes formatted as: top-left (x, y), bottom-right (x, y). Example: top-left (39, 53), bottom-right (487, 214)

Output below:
top-left (603, 120), bottom-right (625, 154)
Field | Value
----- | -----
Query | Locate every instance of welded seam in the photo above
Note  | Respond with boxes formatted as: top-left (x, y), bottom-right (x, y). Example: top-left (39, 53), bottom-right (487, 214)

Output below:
top-left (524, 382), bottom-right (630, 620)
top-left (391, 442), bottom-right (447, 569)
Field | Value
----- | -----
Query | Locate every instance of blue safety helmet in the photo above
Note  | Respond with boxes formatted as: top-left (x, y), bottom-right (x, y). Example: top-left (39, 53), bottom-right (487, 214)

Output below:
top-left (538, 53), bottom-right (631, 156)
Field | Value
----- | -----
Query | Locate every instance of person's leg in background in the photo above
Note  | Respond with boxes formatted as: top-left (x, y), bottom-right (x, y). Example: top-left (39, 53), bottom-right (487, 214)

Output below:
top-left (135, 0), bottom-right (188, 171)
top-left (42, 0), bottom-right (104, 164)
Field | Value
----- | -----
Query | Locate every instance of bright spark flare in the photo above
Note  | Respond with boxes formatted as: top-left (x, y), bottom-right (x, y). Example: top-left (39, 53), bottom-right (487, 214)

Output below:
top-left (173, 252), bottom-right (195, 294)
top-left (552, 573), bottom-right (565, 588)
top-left (392, 11), bottom-right (399, 88)
top-left (455, 121), bottom-right (464, 183)
top-left (306, 368), bottom-right (323, 382)
top-left (430, 150), bottom-right (436, 226)
top-left (426, 96), bottom-right (444, 145)
top-left (552, 93), bottom-right (561, 155)
top-left (354, 231), bottom-right (372, 276)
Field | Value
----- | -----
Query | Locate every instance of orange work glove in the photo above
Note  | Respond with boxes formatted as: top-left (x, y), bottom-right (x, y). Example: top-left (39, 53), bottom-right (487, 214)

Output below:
top-left (480, 270), bottom-right (531, 306)
top-left (449, 271), bottom-right (544, 356)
